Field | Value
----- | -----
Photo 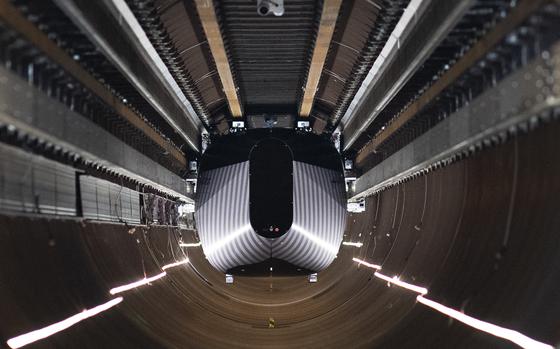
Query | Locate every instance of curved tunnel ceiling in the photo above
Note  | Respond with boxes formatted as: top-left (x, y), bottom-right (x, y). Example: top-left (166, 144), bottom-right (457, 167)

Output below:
top-left (0, 0), bottom-right (559, 348)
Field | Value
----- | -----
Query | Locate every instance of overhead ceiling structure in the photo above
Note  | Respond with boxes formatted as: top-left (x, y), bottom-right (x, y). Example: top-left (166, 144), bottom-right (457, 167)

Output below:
top-left (0, 0), bottom-right (560, 348)
top-left (312, 0), bottom-right (410, 126)
top-left (298, 0), bottom-right (342, 117)
top-left (214, 0), bottom-right (322, 117)
top-left (194, 0), bottom-right (243, 117)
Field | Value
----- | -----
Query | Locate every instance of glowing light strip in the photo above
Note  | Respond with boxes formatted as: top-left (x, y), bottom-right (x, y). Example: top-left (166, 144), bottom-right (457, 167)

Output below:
top-left (179, 242), bottom-right (202, 247)
top-left (343, 242), bottom-right (363, 247)
top-left (291, 223), bottom-right (339, 255)
top-left (8, 258), bottom-right (189, 348)
top-left (203, 224), bottom-right (252, 257)
top-left (161, 259), bottom-right (189, 271)
top-left (352, 258), bottom-right (382, 270)
top-left (353, 259), bottom-right (426, 294)
top-left (416, 296), bottom-right (553, 349)
top-left (374, 272), bottom-right (428, 295)
top-left (6, 297), bottom-right (123, 349)
top-left (109, 272), bottom-right (167, 295)
top-left (352, 257), bottom-right (552, 348)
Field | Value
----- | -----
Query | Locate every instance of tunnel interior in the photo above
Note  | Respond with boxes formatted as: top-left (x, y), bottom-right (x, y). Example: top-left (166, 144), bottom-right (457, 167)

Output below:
top-left (2, 121), bottom-right (560, 348)
top-left (0, 0), bottom-right (559, 348)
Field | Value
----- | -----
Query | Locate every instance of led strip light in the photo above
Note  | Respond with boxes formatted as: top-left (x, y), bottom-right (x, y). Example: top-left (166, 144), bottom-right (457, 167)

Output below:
top-left (373, 271), bottom-right (428, 295)
top-left (6, 258), bottom-right (190, 348)
top-left (353, 258), bottom-right (553, 349)
top-left (416, 296), bottom-right (553, 349)
top-left (161, 259), bottom-right (190, 270)
top-left (109, 272), bottom-right (167, 295)
top-left (179, 242), bottom-right (202, 248)
top-left (343, 242), bottom-right (364, 247)
top-left (352, 257), bottom-right (381, 270)
top-left (6, 297), bottom-right (123, 349)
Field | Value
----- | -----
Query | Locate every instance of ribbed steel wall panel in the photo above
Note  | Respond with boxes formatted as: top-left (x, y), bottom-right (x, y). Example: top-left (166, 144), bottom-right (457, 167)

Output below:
top-left (80, 176), bottom-right (141, 224)
top-left (196, 160), bottom-right (346, 273)
top-left (196, 161), bottom-right (270, 272)
top-left (0, 143), bottom-right (76, 216)
top-left (273, 161), bottom-right (346, 271)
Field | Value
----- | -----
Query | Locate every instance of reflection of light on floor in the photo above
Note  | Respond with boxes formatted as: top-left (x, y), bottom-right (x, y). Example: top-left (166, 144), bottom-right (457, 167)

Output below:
top-left (292, 223), bottom-right (340, 255)
top-left (416, 296), bottom-right (553, 349)
top-left (373, 272), bottom-right (428, 295)
top-left (352, 258), bottom-right (553, 349)
top-left (109, 272), bottom-right (167, 295)
top-left (204, 224), bottom-right (252, 256)
top-left (7, 297), bottom-right (123, 349)
top-left (352, 257), bottom-right (381, 270)
top-left (162, 259), bottom-right (190, 270)
top-left (342, 242), bottom-right (363, 247)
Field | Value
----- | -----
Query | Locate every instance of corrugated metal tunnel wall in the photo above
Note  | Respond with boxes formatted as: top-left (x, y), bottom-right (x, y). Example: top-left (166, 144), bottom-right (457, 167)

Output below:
top-left (1, 117), bottom-right (559, 348)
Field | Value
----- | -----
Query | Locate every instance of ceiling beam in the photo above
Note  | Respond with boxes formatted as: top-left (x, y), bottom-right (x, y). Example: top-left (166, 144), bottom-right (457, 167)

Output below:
top-left (194, 0), bottom-right (243, 118)
top-left (299, 0), bottom-right (342, 117)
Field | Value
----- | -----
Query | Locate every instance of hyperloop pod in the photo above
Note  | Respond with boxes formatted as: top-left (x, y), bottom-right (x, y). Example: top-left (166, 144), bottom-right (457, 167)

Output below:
top-left (195, 129), bottom-right (346, 276)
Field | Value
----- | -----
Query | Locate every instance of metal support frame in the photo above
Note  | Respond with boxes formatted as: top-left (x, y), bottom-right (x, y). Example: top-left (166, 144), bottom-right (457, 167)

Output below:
top-left (350, 42), bottom-right (560, 200)
top-left (299, 0), bottom-right (343, 117)
top-left (194, 0), bottom-right (243, 118)
top-left (0, 0), bottom-right (192, 163)
top-left (341, 0), bottom-right (474, 151)
top-left (0, 65), bottom-right (193, 202)
top-left (53, 0), bottom-right (203, 152)
top-left (354, 0), bottom-right (548, 164)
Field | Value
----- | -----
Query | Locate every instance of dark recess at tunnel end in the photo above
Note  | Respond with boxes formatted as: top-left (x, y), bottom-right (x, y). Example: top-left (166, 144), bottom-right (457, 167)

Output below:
top-left (249, 138), bottom-right (293, 238)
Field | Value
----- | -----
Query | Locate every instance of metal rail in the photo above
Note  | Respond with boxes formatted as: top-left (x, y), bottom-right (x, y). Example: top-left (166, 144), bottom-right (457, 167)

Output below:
top-left (354, 0), bottom-right (549, 166)
top-left (53, 0), bottom-right (203, 153)
top-left (351, 41), bottom-right (560, 200)
top-left (0, 0), bottom-right (189, 166)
